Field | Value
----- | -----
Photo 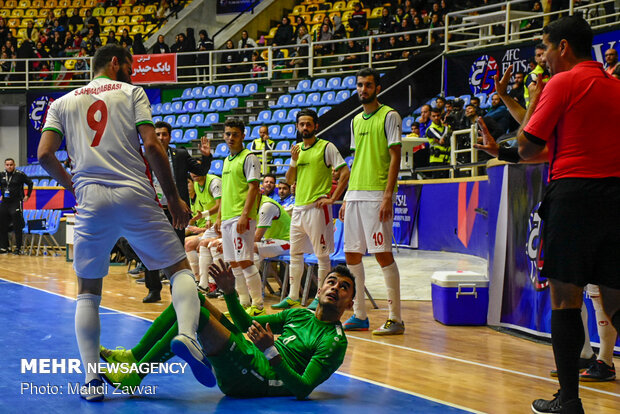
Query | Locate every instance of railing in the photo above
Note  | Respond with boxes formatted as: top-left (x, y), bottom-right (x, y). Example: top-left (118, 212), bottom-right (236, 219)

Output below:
top-left (450, 126), bottom-right (481, 178)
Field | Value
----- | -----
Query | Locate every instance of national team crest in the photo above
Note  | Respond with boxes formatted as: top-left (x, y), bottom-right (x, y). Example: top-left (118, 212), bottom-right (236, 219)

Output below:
top-left (526, 202), bottom-right (547, 291)
top-left (29, 96), bottom-right (55, 132)
top-left (468, 55), bottom-right (498, 95)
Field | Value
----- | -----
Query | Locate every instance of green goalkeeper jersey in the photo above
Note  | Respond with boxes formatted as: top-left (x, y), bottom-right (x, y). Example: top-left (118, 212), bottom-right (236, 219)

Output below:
top-left (224, 293), bottom-right (348, 399)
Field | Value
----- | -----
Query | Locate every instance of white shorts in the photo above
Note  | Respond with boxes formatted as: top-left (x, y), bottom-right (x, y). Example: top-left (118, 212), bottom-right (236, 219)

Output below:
top-left (256, 239), bottom-right (290, 259)
top-left (73, 184), bottom-right (186, 279)
top-left (199, 226), bottom-right (220, 240)
top-left (344, 200), bottom-right (393, 254)
top-left (221, 217), bottom-right (256, 263)
top-left (290, 203), bottom-right (334, 256)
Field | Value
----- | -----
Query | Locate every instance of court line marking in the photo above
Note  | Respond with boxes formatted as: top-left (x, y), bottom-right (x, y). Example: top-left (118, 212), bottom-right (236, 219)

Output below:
top-left (346, 334), bottom-right (620, 398)
top-left (1, 277), bottom-right (484, 411)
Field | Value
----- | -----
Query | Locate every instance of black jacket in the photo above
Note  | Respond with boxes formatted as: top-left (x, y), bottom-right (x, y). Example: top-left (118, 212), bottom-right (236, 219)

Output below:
top-left (0, 170), bottom-right (33, 202)
top-left (168, 147), bottom-right (212, 205)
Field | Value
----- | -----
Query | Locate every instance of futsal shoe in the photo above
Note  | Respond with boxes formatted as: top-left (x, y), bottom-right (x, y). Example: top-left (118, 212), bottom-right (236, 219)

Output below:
top-left (170, 334), bottom-right (216, 388)
top-left (343, 315), bottom-right (369, 331)
top-left (100, 346), bottom-right (138, 365)
top-left (79, 378), bottom-right (105, 402)
top-left (246, 305), bottom-right (266, 317)
top-left (307, 297), bottom-right (319, 311)
top-left (372, 319), bottom-right (405, 335)
top-left (271, 297), bottom-right (301, 310)
top-left (531, 391), bottom-right (584, 414)
top-left (550, 354), bottom-right (596, 377)
top-left (579, 360), bottom-right (616, 382)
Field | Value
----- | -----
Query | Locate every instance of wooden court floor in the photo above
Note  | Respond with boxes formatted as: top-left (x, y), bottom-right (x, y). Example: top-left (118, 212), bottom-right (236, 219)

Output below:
top-left (1, 254), bottom-right (618, 413)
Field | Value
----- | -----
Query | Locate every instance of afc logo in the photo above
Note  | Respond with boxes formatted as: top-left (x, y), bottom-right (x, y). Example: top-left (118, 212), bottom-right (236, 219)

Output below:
top-left (29, 96), bottom-right (55, 132)
top-left (526, 202), bottom-right (547, 291)
top-left (469, 55), bottom-right (498, 95)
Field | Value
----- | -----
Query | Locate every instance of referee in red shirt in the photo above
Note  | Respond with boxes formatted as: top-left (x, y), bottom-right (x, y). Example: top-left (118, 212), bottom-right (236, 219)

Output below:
top-left (506, 16), bottom-right (620, 414)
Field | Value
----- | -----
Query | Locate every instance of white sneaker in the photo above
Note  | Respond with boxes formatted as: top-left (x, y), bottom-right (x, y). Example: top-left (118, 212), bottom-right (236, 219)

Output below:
top-left (170, 334), bottom-right (216, 387)
top-left (372, 319), bottom-right (405, 335)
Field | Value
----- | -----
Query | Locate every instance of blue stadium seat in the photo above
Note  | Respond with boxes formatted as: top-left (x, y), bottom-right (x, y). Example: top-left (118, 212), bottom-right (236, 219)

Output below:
top-left (402, 116), bottom-right (414, 134)
top-left (310, 78), bottom-right (327, 92)
top-left (222, 97), bottom-right (239, 111)
top-left (459, 94), bottom-right (471, 105)
top-left (182, 128), bottom-right (198, 143)
top-left (152, 115), bottom-right (162, 123)
top-left (345, 156), bottom-right (354, 169)
top-left (241, 83), bottom-right (258, 96)
top-left (163, 115), bottom-right (176, 126)
top-left (171, 101), bottom-right (183, 113)
top-left (203, 113), bottom-right (220, 127)
top-left (251, 110), bottom-right (272, 125)
top-left (289, 93), bottom-right (308, 108)
top-left (335, 90), bottom-right (351, 103)
top-left (272, 94), bottom-right (292, 109)
top-left (276, 157), bottom-right (290, 175)
top-left (161, 102), bottom-right (173, 115)
top-left (290, 79), bottom-right (311, 93)
top-left (191, 86), bottom-right (203, 99)
top-left (213, 143), bottom-right (230, 158)
top-left (326, 77), bottom-right (342, 91)
top-left (55, 150), bottom-right (68, 161)
top-left (272, 158), bottom-right (283, 173)
top-left (173, 88), bottom-right (192, 101)
top-left (318, 106), bottom-right (331, 117)
top-left (287, 108), bottom-right (301, 122)
top-left (209, 159), bottom-right (223, 175)
top-left (341, 75), bottom-right (356, 90)
top-left (151, 103), bottom-right (162, 115)
top-left (189, 113), bottom-right (204, 127)
top-left (305, 92), bottom-right (321, 106)
top-left (48, 179), bottom-right (58, 187)
top-left (244, 126), bottom-right (251, 139)
top-left (202, 85), bottom-right (216, 98)
top-left (280, 124), bottom-right (296, 139)
top-left (214, 84), bottom-right (230, 97)
top-left (180, 100), bottom-right (196, 113)
top-left (175, 114), bottom-right (190, 128)
top-left (320, 91), bottom-right (336, 105)
top-left (250, 126), bottom-right (262, 139)
top-left (31, 178), bottom-right (39, 186)
top-left (171, 129), bottom-right (183, 143)
top-left (274, 141), bottom-right (291, 153)
top-left (269, 109), bottom-right (287, 124)
top-left (229, 84), bottom-right (243, 96)
top-left (210, 99), bottom-right (225, 112)
top-left (196, 99), bottom-right (210, 113)
top-left (268, 125), bottom-right (281, 139)
top-left (246, 142), bottom-right (253, 150)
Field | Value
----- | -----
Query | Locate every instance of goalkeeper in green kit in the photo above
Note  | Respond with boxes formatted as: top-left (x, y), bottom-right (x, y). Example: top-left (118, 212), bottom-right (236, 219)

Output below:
top-left (100, 261), bottom-right (354, 399)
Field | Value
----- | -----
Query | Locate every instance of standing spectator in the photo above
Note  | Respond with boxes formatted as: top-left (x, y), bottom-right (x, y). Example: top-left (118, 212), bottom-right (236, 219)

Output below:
top-left (349, 3), bottom-right (367, 37)
top-left (251, 51), bottom-right (266, 77)
top-left (0, 17), bottom-right (8, 45)
top-left (425, 107), bottom-right (451, 178)
top-left (272, 16), bottom-right (293, 47)
top-left (250, 125), bottom-right (275, 170)
top-left (132, 33), bottom-right (146, 55)
top-left (524, 43), bottom-right (550, 107)
top-left (0, 158), bottom-right (33, 254)
top-left (68, 8), bottom-right (83, 32)
top-left (470, 96), bottom-right (485, 116)
top-left (58, 9), bottom-right (69, 29)
top-left (82, 9), bottom-right (100, 37)
top-left (418, 104), bottom-right (432, 137)
top-left (286, 39), bottom-right (309, 78)
top-left (237, 30), bottom-right (257, 49)
top-left (604, 47), bottom-right (617, 75)
top-left (332, 15), bottom-right (346, 39)
top-left (378, 8), bottom-right (395, 34)
top-left (315, 23), bottom-right (334, 56)
top-left (153, 35), bottom-right (170, 54)
top-left (219, 39), bottom-right (239, 78)
top-left (171, 33), bottom-right (192, 79)
top-left (196, 29), bottom-right (212, 82)
top-left (508, 71), bottom-right (526, 108)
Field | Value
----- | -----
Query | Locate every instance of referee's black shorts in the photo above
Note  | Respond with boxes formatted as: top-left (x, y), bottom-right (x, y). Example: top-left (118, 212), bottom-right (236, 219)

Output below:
top-left (539, 177), bottom-right (620, 289)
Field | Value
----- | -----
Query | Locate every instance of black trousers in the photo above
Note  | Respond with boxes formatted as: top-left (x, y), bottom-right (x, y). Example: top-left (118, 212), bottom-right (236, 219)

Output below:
top-left (145, 207), bottom-right (185, 292)
top-left (0, 199), bottom-right (24, 250)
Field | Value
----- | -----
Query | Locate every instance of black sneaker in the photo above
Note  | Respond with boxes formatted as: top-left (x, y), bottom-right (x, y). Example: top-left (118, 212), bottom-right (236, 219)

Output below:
top-left (531, 391), bottom-right (561, 413)
top-left (579, 359), bottom-right (616, 382)
top-left (11, 249), bottom-right (23, 255)
top-left (128, 263), bottom-right (145, 275)
top-left (206, 288), bottom-right (223, 299)
top-left (550, 354), bottom-right (596, 377)
top-left (135, 278), bottom-right (145, 284)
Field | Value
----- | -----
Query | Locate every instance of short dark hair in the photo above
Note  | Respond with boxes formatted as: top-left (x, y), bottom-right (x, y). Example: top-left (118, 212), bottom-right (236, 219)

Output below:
top-left (515, 71), bottom-right (526, 77)
top-left (430, 107), bottom-right (442, 114)
top-left (296, 108), bottom-right (318, 124)
top-left (327, 265), bottom-right (356, 298)
top-left (412, 122), bottom-right (420, 127)
top-left (436, 96), bottom-right (446, 103)
top-left (465, 104), bottom-right (476, 110)
top-left (4, 158), bottom-right (14, 163)
top-left (470, 96), bottom-right (480, 104)
top-left (278, 180), bottom-right (291, 188)
top-left (263, 173), bottom-right (276, 182)
top-left (535, 42), bottom-right (547, 51)
top-left (356, 67), bottom-right (381, 87)
top-left (154, 121), bottom-right (172, 134)
top-left (92, 43), bottom-right (132, 73)
top-left (543, 15), bottom-right (593, 59)
top-left (224, 117), bottom-right (245, 131)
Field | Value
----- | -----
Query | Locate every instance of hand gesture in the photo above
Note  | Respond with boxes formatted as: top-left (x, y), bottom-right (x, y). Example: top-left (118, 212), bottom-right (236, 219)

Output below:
top-left (236, 214), bottom-right (250, 234)
top-left (246, 320), bottom-right (274, 352)
top-left (290, 144), bottom-right (300, 162)
top-left (473, 117), bottom-right (500, 158)
top-left (167, 196), bottom-right (191, 229)
top-left (528, 76), bottom-right (545, 105)
top-left (208, 258), bottom-right (235, 295)
top-left (199, 136), bottom-right (211, 157)
top-left (339, 201), bottom-right (346, 221)
top-left (494, 64), bottom-right (513, 98)
top-left (316, 197), bottom-right (333, 209)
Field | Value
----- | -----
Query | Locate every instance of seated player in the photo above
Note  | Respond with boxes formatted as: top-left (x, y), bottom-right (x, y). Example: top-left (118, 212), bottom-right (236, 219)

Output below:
top-left (100, 262), bottom-right (354, 400)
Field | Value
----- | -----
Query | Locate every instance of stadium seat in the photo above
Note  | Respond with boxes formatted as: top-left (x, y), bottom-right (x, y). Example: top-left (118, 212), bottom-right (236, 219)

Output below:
top-left (229, 84), bottom-right (243, 96)
top-left (244, 126), bottom-right (251, 139)
top-left (213, 143), bottom-right (229, 158)
top-left (214, 84), bottom-right (230, 98)
top-left (174, 114), bottom-right (190, 128)
top-left (171, 101), bottom-right (183, 113)
top-left (305, 92), bottom-right (321, 107)
top-left (341, 75), bottom-right (356, 89)
top-left (170, 129), bottom-right (183, 143)
top-left (402, 116), bottom-right (414, 134)
top-left (203, 113), bottom-right (219, 127)
top-left (459, 94), bottom-right (471, 105)
top-left (335, 90), bottom-right (351, 103)
top-left (209, 159), bottom-right (223, 175)
top-left (222, 97), bottom-right (239, 111)
top-left (272, 158), bottom-right (284, 173)
top-left (326, 77), bottom-right (342, 90)
top-left (189, 113), bottom-right (204, 127)
top-left (250, 126), bottom-right (262, 139)
top-left (290, 79), bottom-right (311, 93)
top-left (268, 125), bottom-right (281, 139)
top-left (290, 93), bottom-right (308, 108)
top-left (345, 156), bottom-right (354, 169)
top-left (274, 141), bottom-right (291, 154)
top-left (318, 106), bottom-right (331, 117)
top-left (180, 100), bottom-right (196, 113)
top-left (269, 109), bottom-right (287, 124)
top-left (310, 78), bottom-right (327, 92)
top-left (195, 99), bottom-right (210, 113)
top-left (202, 85), bottom-right (216, 98)
top-left (161, 102), bottom-right (173, 115)
top-left (191, 86), bottom-right (203, 99)
top-left (182, 128), bottom-right (198, 143)
top-left (173, 88), bottom-right (191, 101)
top-left (241, 83), bottom-right (258, 96)
top-left (151, 102), bottom-right (162, 115)
top-left (251, 110), bottom-right (272, 125)
top-left (163, 115), bottom-right (176, 125)
top-left (287, 108), bottom-right (301, 122)
top-left (38, 179), bottom-right (49, 186)
top-left (246, 142), bottom-right (253, 150)
top-left (209, 98), bottom-right (225, 111)
top-left (320, 91), bottom-right (336, 105)
top-left (279, 124), bottom-right (296, 139)
top-left (272, 94), bottom-right (292, 109)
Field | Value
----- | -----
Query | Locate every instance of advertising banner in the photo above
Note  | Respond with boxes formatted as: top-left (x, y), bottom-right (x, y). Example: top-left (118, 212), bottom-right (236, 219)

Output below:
top-left (131, 54), bottom-right (177, 84)
top-left (392, 184), bottom-right (422, 246)
top-left (23, 189), bottom-right (76, 210)
top-left (216, 0), bottom-right (258, 14)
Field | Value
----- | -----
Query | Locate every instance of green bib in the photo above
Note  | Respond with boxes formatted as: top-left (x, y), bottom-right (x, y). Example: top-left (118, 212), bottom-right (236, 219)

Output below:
top-left (295, 138), bottom-right (333, 206)
top-left (350, 105), bottom-right (397, 191)
top-left (260, 197), bottom-right (291, 241)
top-left (221, 149), bottom-right (258, 221)
top-left (193, 174), bottom-right (220, 227)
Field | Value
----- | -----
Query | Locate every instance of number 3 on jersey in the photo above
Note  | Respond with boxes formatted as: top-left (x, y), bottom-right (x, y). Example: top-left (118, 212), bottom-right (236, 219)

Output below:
top-left (234, 237), bottom-right (243, 250)
top-left (87, 100), bottom-right (108, 147)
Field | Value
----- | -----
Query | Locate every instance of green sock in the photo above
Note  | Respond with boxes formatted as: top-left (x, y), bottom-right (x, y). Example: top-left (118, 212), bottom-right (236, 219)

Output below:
top-left (138, 307), bottom-right (211, 376)
top-left (131, 304), bottom-right (178, 361)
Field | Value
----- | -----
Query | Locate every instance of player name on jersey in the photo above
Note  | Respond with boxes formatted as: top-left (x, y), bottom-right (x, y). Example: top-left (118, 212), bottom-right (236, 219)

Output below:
top-left (74, 83), bottom-right (122, 96)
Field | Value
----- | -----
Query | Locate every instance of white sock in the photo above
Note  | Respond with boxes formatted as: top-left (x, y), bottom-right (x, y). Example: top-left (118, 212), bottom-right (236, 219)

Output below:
top-left (75, 293), bottom-right (102, 383)
top-left (289, 254), bottom-right (304, 301)
top-left (187, 250), bottom-right (199, 277)
top-left (243, 265), bottom-right (263, 308)
top-left (170, 269), bottom-right (200, 337)
top-left (316, 255), bottom-right (331, 298)
top-left (580, 301), bottom-right (595, 359)
top-left (232, 266), bottom-right (250, 307)
top-left (592, 295), bottom-right (617, 366)
top-left (210, 247), bottom-right (223, 264)
top-left (349, 262), bottom-right (367, 320)
top-left (382, 261), bottom-right (402, 322)
top-left (198, 246), bottom-right (212, 289)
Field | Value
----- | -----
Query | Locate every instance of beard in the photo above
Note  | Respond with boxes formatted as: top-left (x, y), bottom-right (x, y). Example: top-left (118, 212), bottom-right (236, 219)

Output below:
top-left (358, 92), bottom-right (376, 104)
top-left (117, 68), bottom-right (132, 84)
top-left (300, 129), bottom-right (314, 139)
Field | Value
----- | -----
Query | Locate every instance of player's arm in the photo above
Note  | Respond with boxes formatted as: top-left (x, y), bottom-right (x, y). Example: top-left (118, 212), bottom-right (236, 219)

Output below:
top-left (517, 79), bottom-right (547, 160)
top-left (285, 144), bottom-right (300, 185)
top-left (188, 138), bottom-right (213, 176)
top-left (494, 65), bottom-right (527, 124)
top-left (38, 131), bottom-right (74, 191)
top-left (140, 123), bottom-right (190, 229)
top-left (381, 111), bottom-right (402, 222)
top-left (23, 172), bottom-right (34, 200)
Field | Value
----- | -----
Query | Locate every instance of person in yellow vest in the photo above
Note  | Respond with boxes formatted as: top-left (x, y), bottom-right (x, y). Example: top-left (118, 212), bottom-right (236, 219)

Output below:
top-left (254, 194), bottom-right (291, 260)
top-left (524, 43), bottom-right (550, 107)
top-left (250, 125), bottom-right (275, 174)
top-left (214, 118), bottom-right (264, 316)
top-left (273, 108), bottom-right (350, 311)
top-left (184, 172), bottom-right (221, 293)
top-left (425, 107), bottom-right (451, 179)
top-left (341, 67), bottom-right (405, 335)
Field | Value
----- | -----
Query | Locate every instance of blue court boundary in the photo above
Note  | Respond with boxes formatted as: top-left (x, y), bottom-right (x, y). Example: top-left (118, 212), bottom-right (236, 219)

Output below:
top-left (0, 278), bottom-right (477, 413)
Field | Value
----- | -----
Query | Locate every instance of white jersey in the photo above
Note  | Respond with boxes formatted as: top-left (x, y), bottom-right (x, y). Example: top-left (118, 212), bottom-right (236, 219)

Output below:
top-left (43, 76), bottom-right (155, 196)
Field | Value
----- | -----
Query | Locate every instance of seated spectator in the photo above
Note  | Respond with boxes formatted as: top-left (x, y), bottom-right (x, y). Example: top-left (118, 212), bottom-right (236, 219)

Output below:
top-left (429, 2), bottom-right (443, 22)
top-left (38, 62), bottom-right (51, 81)
top-left (238, 30), bottom-right (257, 49)
top-left (425, 107), bottom-right (451, 178)
top-left (484, 94), bottom-right (511, 133)
top-left (119, 28), bottom-right (133, 47)
top-left (293, 16), bottom-right (308, 41)
top-left (435, 96), bottom-right (446, 115)
top-left (398, 17), bottom-right (412, 33)
top-left (470, 96), bottom-right (485, 116)
top-left (287, 39), bottom-right (309, 78)
top-left (429, 13), bottom-right (443, 29)
top-left (274, 180), bottom-right (294, 213)
top-left (219, 39), bottom-right (239, 77)
top-left (414, 34), bottom-right (426, 47)
top-left (605, 47), bottom-right (617, 75)
top-left (64, 31), bottom-right (78, 53)
top-left (508, 71), bottom-right (526, 108)
top-left (412, 15), bottom-right (426, 31)
top-left (418, 104), bottom-right (432, 137)
top-left (378, 8), bottom-right (395, 34)
top-left (342, 39), bottom-right (363, 67)
top-left (32, 41), bottom-right (49, 72)
top-left (82, 9), bottom-right (100, 37)
top-left (381, 36), bottom-right (401, 62)
top-left (81, 28), bottom-right (101, 56)
top-left (406, 121), bottom-right (420, 138)
top-left (272, 16), bottom-right (293, 47)
top-left (58, 8), bottom-right (68, 29)
top-left (132, 33), bottom-right (146, 55)
top-left (315, 24), bottom-right (334, 55)
top-left (349, 3), bottom-right (367, 37)
top-left (394, 7), bottom-right (409, 27)
top-left (295, 25), bottom-right (311, 45)
top-left (322, 16), bottom-right (333, 33)
top-left (460, 104), bottom-right (503, 138)
top-left (50, 31), bottom-right (66, 57)
top-left (74, 47), bottom-right (90, 79)
top-left (260, 174), bottom-right (277, 199)
top-left (105, 30), bottom-right (118, 45)
top-left (332, 16), bottom-right (347, 39)
top-left (251, 51), bottom-right (267, 78)
top-left (522, 1), bottom-right (543, 33)
top-left (153, 35), bottom-right (170, 53)
top-left (400, 33), bottom-right (417, 58)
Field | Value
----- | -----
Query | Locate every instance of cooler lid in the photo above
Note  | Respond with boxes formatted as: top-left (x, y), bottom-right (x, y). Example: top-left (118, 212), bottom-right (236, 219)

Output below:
top-left (431, 271), bottom-right (488, 288)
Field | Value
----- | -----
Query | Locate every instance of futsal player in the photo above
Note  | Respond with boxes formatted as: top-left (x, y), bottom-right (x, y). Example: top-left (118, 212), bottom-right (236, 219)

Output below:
top-left (37, 44), bottom-right (204, 401)
top-left (341, 68), bottom-right (405, 335)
